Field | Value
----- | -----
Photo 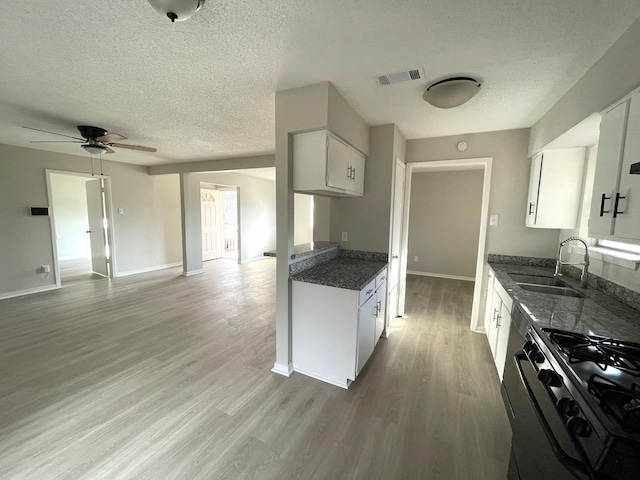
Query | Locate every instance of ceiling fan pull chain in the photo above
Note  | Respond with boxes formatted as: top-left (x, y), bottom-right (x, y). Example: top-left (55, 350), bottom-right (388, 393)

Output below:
top-left (99, 152), bottom-right (104, 176)
top-left (90, 154), bottom-right (95, 176)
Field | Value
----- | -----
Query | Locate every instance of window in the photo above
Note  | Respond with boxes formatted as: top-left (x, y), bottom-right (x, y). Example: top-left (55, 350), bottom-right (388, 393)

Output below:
top-left (597, 239), bottom-right (640, 255)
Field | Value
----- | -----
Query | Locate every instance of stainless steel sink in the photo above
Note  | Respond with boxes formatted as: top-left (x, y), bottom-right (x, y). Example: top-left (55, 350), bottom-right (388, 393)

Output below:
top-left (516, 283), bottom-right (586, 298)
top-left (508, 273), bottom-right (567, 286)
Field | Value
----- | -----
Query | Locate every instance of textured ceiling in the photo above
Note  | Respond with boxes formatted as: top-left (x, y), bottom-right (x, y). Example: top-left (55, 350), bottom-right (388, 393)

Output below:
top-left (0, 1), bottom-right (639, 166)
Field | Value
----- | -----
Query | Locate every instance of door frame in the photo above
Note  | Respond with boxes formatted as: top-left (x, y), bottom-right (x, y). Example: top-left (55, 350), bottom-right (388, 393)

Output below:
top-left (200, 187), bottom-right (224, 261)
top-left (387, 157), bottom-right (406, 330)
top-left (399, 157), bottom-right (493, 332)
top-left (46, 169), bottom-right (117, 288)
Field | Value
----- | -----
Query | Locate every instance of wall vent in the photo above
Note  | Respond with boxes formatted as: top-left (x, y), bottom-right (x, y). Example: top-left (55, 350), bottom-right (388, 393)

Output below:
top-left (375, 67), bottom-right (425, 86)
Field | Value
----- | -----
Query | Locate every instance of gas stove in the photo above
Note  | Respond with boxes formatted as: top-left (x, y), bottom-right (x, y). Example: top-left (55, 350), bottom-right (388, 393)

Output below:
top-left (527, 327), bottom-right (640, 478)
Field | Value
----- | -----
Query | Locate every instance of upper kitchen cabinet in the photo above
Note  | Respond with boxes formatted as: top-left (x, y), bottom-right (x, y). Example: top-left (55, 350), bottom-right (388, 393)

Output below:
top-left (293, 130), bottom-right (365, 197)
top-left (589, 92), bottom-right (640, 241)
top-left (526, 148), bottom-right (585, 229)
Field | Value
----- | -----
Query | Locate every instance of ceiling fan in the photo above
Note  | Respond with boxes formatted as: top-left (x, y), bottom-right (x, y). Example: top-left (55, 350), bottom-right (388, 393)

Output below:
top-left (23, 125), bottom-right (157, 155)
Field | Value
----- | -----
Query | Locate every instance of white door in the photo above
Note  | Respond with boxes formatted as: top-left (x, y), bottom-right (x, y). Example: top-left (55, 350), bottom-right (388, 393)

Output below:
top-left (201, 189), bottom-right (223, 261)
top-left (85, 179), bottom-right (108, 276)
top-left (387, 159), bottom-right (405, 329)
top-left (326, 135), bottom-right (351, 190)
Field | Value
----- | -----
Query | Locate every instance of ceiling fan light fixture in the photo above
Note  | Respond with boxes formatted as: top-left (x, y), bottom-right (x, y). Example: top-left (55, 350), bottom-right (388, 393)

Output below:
top-left (422, 77), bottom-right (481, 109)
top-left (146, 0), bottom-right (206, 22)
top-left (82, 144), bottom-right (108, 155)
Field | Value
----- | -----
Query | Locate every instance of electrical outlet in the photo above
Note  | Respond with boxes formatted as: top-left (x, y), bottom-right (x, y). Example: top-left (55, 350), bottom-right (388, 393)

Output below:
top-left (489, 214), bottom-right (499, 226)
top-left (118, 208), bottom-right (124, 215)
top-left (42, 265), bottom-right (50, 273)
top-left (413, 256), bottom-right (418, 262)
top-left (341, 232), bottom-right (348, 241)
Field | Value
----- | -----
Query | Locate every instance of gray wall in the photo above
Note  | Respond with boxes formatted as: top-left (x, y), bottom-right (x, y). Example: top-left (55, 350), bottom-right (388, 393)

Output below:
top-left (198, 172), bottom-right (276, 263)
top-left (407, 170), bottom-right (483, 278)
top-left (330, 124), bottom-right (405, 253)
top-left (50, 173), bottom-right (90, 260)
top-left (294, 193), bottom-right (313, 245)
top-left (406, 128), bottom-right (560, 259)
top-left (0, 143), bottom-right (182, 296)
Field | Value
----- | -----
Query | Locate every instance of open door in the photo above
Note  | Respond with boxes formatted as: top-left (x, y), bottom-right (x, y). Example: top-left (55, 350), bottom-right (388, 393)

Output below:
top-left (387, 159), bottom-right (405, 330)
top-left (85, 178), bottom-right (109, 276)
top-left (201, 188), bottom-right (223, 261)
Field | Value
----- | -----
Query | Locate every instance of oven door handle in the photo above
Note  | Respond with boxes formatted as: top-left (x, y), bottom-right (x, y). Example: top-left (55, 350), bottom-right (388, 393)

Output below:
top-left (514, 353), bottom-right (595, 480)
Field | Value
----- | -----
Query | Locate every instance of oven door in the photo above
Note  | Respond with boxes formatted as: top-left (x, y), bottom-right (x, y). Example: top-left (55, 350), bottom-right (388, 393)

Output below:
top-left (508, 352), bottom-right (595, 480)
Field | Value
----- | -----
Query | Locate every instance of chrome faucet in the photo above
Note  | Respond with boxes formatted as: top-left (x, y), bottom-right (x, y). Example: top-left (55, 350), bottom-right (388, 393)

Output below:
top-left (554, 236), bottom-right (590, 288)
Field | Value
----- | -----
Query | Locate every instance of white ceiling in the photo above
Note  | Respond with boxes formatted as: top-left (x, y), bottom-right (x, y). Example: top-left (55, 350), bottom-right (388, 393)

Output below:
top-left (1, 1), bottom-right (639, 167)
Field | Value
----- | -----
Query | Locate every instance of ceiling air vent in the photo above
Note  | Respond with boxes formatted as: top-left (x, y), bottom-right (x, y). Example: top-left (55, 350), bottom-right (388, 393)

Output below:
top-left (376, 67), bottom-right (425, 86)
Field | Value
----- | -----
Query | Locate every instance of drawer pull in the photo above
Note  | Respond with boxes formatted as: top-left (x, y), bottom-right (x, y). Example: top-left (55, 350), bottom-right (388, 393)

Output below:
top-left (613, 192), bottom-right (626, 218)
top-left (599, 193), bottom-right (611, 216)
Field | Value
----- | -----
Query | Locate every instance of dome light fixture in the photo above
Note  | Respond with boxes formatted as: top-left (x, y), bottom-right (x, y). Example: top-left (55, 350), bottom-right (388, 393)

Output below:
top-left (81, 144), bottom-right (108, 155)
top-left (422, 77), bottom-right (481, 109)
top-left (147, 0), bottom-right (206, 22)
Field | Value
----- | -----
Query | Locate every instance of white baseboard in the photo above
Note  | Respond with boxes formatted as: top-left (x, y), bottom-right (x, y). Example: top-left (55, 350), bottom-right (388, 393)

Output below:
top-left (116, 262), bottom-right (182, 278)
top-left (271, 362), bottom-right (294, 377)
top-left (240, 255), bottom-right (272, 264)
top-left (181, 268), bottom-right (205, 277)
top-left (0, 284), bottom-right (58, 300)
top-left (292, 366), bottom-right (350, 389)
top-left (407, 270), bottom-right (475, 282)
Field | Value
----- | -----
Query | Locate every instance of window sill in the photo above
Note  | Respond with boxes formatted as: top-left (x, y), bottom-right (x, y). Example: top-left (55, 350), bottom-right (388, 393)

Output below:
top-left (569, 245), bottom-right (640, 271)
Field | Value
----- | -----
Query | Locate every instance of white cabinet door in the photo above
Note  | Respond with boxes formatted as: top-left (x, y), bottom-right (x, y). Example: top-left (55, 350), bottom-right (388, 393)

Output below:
top-left (495, 301), bottom-right (512, 381)
top-left (484, 268), bottom-right (495, 334)
top-left (326, 135), bottom-right (352, 191)
top-left (526, 149), bottom-right (585, 229)
top-left (374, 281), bottom-right (386, 344)
top-left (487, 288), bottom-right (502, 358)
top-left (526, 154), bottom-right (543, 226)
top-left (613, 93), bottom-right (640, 240)
top-left (589, 100), bottom-right (629, 236)
top-left (350, 149), bottom-right (366, 195)
top-left (357, 294), bottom-right (377, 375)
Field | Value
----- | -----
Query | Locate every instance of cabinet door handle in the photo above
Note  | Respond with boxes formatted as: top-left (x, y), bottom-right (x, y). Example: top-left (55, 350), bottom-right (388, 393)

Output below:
top-left (493, 308), bottom-right (499, 322)
top-left (352, 167), bottom-right (356, 181)
top-left (528, 202), bottom-right (535, 215)
top-left (496, 314), bottom-right (502, 327)
top-left (347, 165), bottom-right (352, 179)
top-left (366, 289), bottom-right (373, 295)
top-left (613, 192), bottom-right (626, 218)
top-left (599, 193), bottom-right (611, 216)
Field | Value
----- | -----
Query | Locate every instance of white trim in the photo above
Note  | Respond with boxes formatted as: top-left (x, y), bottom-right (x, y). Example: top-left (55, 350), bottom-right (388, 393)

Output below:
top-left (292, 366), bottom-right (350, 389)
top-left (0, 284), bottom-right (58, 300)
top-left (271, 362), bottom-right (294, 377)
top-left (402, 157), bottom-right (493, 333)
top-left (181, 269), bottom-right (205, 277)
top-left (570, 244), bottom-right (639, 271)
top-left (115, 262), bottom-right (183, 278)
top-left (407, 270), bottom-right (475, 282)
top-left (240, 255), bottom-right (272, 264)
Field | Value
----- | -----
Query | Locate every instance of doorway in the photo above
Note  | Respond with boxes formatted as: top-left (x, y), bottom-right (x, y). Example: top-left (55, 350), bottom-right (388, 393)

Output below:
top-left (47, 170), bottom-right (115, 287)
top-left (200, 185), bottom-right (239, 262)
top-left (399, 158), bottom-right (493, 331)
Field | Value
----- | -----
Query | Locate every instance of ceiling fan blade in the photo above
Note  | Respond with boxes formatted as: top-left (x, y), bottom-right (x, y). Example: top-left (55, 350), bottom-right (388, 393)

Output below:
top-left (22, 126), bottom-right (85, 141)
top-left (30, 140), bottom-right (83, 143)
top-left (105, 147), bottom-right (116, 154)
top-left (110, 142), bottom-right (157, 153)
top-left (97, 133), bottom-right (127, 143)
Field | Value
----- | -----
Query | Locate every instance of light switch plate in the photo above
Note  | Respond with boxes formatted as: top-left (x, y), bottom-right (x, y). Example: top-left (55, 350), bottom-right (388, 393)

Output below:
top-left (118, 208), bottom-right (124, 214)
top-left (341, 232), bottom-right (348, 241)
top-left (489, 214), bottom-right (499, 226)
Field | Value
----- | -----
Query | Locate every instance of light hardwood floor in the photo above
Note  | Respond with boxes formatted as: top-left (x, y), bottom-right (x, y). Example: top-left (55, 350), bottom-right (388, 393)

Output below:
top-left (0, 259), bottom-right (510, 479)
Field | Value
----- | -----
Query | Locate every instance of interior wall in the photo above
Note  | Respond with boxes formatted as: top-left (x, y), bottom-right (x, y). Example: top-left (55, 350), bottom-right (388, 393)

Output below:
top-left (197, 171), bottom-right (276, 263)
top-left (329, 124), bottom-right (405, 253)
top-left (0, 143), bottom-right (182, 297)
top-left (294, 193), bottom-right (313, 245)
top-left (406, 128), bottom-right (560, 259)
top-left (530, 17), bottom-right (640, 155)
top-left (49, 173), bottom-right (90, 260)
top-left (407, 170), bottom-right (483, 279)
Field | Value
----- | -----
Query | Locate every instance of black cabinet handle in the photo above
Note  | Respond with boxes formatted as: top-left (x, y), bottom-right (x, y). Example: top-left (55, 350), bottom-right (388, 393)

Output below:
top-left (599, 193), bottom-right (611, 216)
top-left (613, 192), bottom-right (626, 218)
top-left (528, 202), bottom-right (535, 215)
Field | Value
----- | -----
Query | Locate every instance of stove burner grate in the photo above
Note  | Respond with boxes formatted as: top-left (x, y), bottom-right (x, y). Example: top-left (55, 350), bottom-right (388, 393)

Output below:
top-left (588, 374), bottom-right (640, 432)
top-left (546, 329), bottom-right (640, 376)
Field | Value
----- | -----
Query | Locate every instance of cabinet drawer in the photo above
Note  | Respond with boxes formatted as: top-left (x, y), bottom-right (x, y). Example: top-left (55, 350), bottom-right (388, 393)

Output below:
top-left (359, 279), bottom-right (376, 306)
top-left (376, 269), bottom-right (387, 289)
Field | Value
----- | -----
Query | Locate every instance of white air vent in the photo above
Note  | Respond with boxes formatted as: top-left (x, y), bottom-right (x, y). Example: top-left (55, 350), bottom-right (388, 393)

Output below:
top-left (376, 67), bottom-right (425, 86)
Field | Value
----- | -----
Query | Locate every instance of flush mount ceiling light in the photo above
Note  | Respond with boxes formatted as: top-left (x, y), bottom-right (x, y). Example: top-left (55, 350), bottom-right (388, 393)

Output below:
top-left (147, 0), bottom-right (206, 22)
top-left (422, 77), bottom-right (481, 109)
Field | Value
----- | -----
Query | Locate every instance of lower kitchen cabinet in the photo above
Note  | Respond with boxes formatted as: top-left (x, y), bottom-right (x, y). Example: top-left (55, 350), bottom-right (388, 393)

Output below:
top-left (484, 266), bottom-right (513, 380)
top-left (292, 268), bottom-right (386, 388)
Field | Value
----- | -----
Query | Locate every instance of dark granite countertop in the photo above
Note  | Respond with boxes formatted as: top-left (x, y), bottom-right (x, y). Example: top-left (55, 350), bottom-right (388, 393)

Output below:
top-left (263, 241), bottom-right (340, 259)
top-left (291, 257), bottom-right (388, 291)
top-left (489, 263), bottom-right (640, 343)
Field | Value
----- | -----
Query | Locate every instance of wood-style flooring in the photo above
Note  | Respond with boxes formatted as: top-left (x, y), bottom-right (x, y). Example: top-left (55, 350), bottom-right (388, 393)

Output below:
top-left (0, 259), bottom-right (510, 479)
